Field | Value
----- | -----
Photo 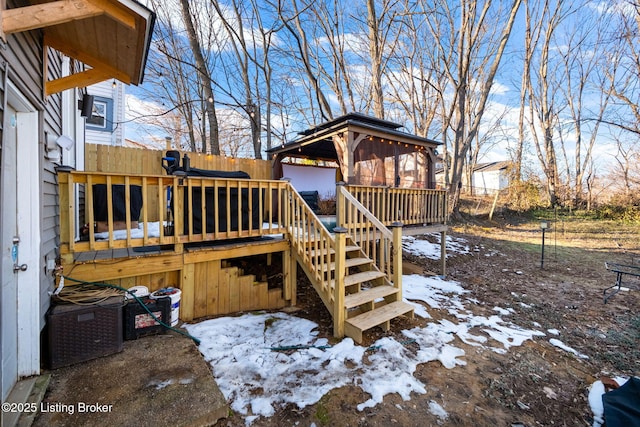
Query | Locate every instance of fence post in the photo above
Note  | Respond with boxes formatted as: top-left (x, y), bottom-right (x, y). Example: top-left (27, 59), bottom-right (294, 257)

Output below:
top-left (333, 226), bottom-right (347, 339)
top-left (440, 228), bottom-right (447, 278)
top-left (391, 222), bottom-right (403, 300)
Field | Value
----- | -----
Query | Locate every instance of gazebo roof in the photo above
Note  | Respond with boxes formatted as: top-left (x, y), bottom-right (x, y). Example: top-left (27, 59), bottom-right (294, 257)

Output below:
top-left (268, 113), bottom-right (440, 161)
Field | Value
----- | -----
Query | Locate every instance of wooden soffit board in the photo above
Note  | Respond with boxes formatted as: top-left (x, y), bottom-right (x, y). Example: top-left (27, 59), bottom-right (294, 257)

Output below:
top-left (1, 0), bottom-right (155, 94)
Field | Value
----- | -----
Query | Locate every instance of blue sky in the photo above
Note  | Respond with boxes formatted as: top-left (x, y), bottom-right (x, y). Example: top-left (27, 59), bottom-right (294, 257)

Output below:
top-left (123, 0), bottom-right (637, 179)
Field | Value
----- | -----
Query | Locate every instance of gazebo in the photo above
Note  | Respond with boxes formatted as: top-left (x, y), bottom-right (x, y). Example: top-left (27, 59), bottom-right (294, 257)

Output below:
top-left (269, 113), bottom-right (441, 190)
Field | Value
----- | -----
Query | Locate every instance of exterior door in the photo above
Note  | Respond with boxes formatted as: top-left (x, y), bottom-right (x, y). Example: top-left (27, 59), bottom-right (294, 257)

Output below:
top-left (1, 85), bottom-right (40, 401)
top-left (1, 103), bottom-right (19, 401)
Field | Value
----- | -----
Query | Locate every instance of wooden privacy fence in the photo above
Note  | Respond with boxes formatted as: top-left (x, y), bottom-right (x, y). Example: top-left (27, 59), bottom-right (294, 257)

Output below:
top-left (85, 144), bottom-right (272, 179)
top-left (83, 145), bottom-right (273, 223)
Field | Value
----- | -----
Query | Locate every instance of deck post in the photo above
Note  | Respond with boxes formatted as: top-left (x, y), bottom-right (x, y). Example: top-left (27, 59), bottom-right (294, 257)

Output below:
top-left (333, 227), bottom-right (347, 339)
top-left (336, 182), bottom-right (346, 227)
top-left (440, 229), bottom-right (447, 278)
top-left (283, 248), bottom-right (297, 306)
top-left (391, 222), bottom-right (403, 301)
top-left (173, 176), bottom-right (184, 253)
top-left (57, 169), bottom-right (71, 254)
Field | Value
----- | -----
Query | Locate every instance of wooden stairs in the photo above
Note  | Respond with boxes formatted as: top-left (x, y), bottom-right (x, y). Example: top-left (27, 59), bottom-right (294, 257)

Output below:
top-left (298, 236), bottom-right (414, 344)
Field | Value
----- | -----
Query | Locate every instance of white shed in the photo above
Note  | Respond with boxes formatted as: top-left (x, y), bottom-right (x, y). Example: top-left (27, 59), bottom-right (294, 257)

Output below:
top-left (469, 161), bottom-right (512, 195)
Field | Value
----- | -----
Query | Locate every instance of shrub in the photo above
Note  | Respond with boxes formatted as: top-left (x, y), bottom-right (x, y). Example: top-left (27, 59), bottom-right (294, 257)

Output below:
top-left (506, 180), bottom-right (546, 212)
top-left (317, 193), bottom-right (336, 215)
top-left (595, 203), bottom-right (640, 222)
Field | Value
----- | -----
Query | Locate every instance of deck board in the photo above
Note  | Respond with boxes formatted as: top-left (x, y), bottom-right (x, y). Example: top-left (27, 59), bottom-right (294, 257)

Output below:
top-left (402, 224), bottom-right (448, 235)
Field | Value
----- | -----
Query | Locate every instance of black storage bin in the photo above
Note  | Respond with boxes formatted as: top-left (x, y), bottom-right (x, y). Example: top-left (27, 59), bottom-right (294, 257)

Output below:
top-left (123, 296), bottom-right (170, 340)
top-left (47, 297), bottom-right (124, 369)
top-left (93, 184), bottom-right (143, 221)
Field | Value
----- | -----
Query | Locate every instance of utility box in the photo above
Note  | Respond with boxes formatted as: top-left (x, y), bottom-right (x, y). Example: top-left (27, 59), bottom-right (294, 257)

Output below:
top-left (47, 297), bottom-right (124, 369)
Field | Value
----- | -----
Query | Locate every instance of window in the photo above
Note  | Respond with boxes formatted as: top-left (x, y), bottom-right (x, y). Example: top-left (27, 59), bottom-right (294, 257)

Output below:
top-left (86, 96), bottom-right (113, 132)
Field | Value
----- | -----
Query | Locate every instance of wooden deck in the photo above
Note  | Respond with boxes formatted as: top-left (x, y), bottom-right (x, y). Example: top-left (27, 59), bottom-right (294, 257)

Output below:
top-left (58, 170), bottom-right (447, 343)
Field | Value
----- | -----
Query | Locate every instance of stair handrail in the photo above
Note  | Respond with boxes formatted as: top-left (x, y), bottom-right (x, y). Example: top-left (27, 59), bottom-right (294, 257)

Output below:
top-left (284, 183), bottom-right (338, 315)
top-left (336, 183), bottom-right (401, 287)
top-left (337, 185), bottom-right (392, 240)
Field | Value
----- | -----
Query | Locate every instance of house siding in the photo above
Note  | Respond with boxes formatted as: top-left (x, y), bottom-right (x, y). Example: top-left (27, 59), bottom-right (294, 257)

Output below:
top-left (1, 0), bottom-right (63, 329)
top-left (41, 49), bottom-right (65, 327)
top-left (0, 63), bottom-right (5, 151)
top-left (86, 81), bottom-right (125, 146)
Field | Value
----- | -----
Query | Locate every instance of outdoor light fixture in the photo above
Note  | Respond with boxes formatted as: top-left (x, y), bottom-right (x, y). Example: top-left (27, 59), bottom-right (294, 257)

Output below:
top-left (540, 220), bottom-right (549, 268)
top-left (56, 135), bottom-right (74, 151)
top-left (80, 94), bottom-right (94, 118)
top-left (45, 134), bottom-right (74, 162)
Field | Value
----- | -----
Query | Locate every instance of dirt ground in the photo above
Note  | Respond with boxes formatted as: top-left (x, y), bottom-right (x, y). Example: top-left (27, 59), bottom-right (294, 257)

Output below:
top-left (35, 215), bottom-right (639, 427)
top-left (221, 216), bottom-right (639, 426)
top-left (32, 332), bottom-right (227, 427)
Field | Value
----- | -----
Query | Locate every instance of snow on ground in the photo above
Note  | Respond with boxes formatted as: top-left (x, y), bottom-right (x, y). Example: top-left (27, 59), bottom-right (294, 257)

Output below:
top-left (402, 234), bottom-right (472, 259)
top-left (183, 234), bottom-right (594, 424)
top-left (549, 338), bottom-right (589, 359)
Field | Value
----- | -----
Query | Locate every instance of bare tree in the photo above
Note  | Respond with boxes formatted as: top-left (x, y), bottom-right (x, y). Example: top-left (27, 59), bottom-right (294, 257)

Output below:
top-left (603, 2), bottom-right (640, 137)
top-left (179, 0), bottom-right (220, 154)
top-left (139, 0), bottom-right (225, 153)
top-left (524, 0), bottom-right (574, 206)
top-left (276, 0), bottom-right (402, 122)
top-left (363, 0), bottom-right (402, 118)
top-left (607, 135), bottom-right (640, 200)
top-left (514, 0), bottom-right (544, 183)
top-left (309, 0), bottom-right (359, 115)
top-left (386, 1), bottom-right (442, 138)
top-left (140, 0), bottom-right (203, 151)
top-left (556, 5), bottom-right (613, 206)
top-left (420, 0), bottom-right (523, 213)
top-left (278, 0), bottom-right (334, 121)
top-left (210, 0), bottom-right (280, 159)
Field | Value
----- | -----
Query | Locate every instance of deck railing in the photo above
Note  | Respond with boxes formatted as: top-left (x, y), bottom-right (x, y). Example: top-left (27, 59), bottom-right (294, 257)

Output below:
top-left (58, 171), bottom-right (444, 338)
top-left (343, 185), bottom-right (447, 226)
top-left (58, 170), bottom-right (288, 254)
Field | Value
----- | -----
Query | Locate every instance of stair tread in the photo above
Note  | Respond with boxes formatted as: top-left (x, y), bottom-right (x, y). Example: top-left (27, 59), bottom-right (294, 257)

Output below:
top-left (344, 285), bottom-right (399, 308)
top-left (345, 301), bottom-right (414, 331)
top-left (324, 257), bottom-right (372, 272)
top-left (344, 270), bottom-right (386, 287)
top-left (307, 245), bottom-right (360, 258)
top-left (307, 247), bottom-right (333, 257)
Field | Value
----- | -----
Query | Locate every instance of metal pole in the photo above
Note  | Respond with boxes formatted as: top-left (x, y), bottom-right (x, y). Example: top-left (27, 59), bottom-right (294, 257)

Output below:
top-left (541, 228), bottom-right (546, 269)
